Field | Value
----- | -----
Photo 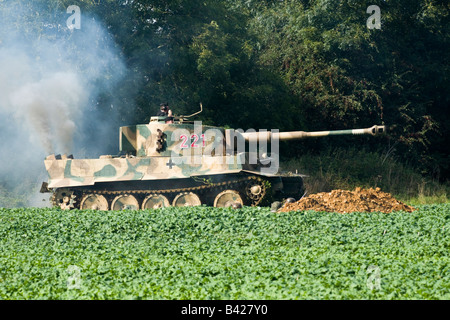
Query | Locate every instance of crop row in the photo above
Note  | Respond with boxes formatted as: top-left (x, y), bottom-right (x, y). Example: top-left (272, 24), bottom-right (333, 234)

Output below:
top-left (0, 204), bottom-right (449, 299)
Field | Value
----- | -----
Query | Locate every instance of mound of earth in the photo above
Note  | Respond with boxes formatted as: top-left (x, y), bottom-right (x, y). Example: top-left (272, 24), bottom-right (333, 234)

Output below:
top-left (280, 187), bottom-right (415, 213)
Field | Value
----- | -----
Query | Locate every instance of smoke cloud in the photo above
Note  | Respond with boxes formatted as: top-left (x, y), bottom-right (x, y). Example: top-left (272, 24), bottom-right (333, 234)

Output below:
top-left (0, 3), bottom-right (128, 207)
top-left (7, 71), bottom-right (85, 154)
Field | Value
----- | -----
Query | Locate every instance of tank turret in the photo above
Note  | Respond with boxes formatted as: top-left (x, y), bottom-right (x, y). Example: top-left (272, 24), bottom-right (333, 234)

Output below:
top-left (41, 104), bottom-right (386, 210)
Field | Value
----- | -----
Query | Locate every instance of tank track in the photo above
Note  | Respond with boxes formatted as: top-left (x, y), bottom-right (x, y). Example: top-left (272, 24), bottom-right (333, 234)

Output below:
top-left (51, 175), bottom-right (268, 210)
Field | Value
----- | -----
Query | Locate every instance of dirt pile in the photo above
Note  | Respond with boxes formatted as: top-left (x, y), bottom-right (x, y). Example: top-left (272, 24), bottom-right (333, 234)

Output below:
top-left (280, 187), bottom-right (415, 213)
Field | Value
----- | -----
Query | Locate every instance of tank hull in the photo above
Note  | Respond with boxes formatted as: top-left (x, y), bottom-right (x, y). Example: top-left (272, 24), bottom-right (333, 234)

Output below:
top-left (44, 154), bottom-right (246, 189)
top-left (43, 154), bottom-right (303, 210)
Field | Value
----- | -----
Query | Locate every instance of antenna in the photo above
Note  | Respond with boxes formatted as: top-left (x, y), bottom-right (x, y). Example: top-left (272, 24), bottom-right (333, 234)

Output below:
top-left (181, 102), bottom-right (203, 119)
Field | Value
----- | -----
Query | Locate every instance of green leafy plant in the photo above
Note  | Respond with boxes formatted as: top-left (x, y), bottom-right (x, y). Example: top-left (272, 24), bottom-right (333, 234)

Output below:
top-left (0, 204), bottom-right (449, 299)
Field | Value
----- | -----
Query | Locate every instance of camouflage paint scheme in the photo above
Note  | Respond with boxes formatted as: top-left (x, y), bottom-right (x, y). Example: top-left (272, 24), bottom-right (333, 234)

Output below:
top-left (45, 118), bottom-right (258, 189)
top-left (44, 154), bottom-right (249, 189)
top-left (119, 122), bottom-right (227, 157)
top-left (43, 116), bottom-right (385, 192)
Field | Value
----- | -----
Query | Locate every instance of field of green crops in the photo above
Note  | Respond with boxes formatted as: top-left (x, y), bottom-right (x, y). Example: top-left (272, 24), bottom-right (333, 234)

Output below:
top-left (0, 204), bottom-right (449, 299)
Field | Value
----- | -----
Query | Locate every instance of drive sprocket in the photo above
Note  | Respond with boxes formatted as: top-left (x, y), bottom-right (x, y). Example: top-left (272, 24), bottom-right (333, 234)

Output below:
top-left (51, 188), bottom-right (77, 210)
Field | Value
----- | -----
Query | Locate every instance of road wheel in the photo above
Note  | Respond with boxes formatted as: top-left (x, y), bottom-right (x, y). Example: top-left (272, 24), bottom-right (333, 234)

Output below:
top-left (142, 194), bottom-right (170, 209)
top-left (214, 190), bottom-right (243, 208)
top-left (172, 192), bottom-right (201, 207)
top-left (111, 194), bottom-right (139, 210)
top-left (80, 194), bottom-right (108, 210)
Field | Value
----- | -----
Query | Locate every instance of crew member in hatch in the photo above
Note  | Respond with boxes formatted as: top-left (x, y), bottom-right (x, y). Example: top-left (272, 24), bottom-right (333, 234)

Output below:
top-left (157, 102), bottom-right (174, 124)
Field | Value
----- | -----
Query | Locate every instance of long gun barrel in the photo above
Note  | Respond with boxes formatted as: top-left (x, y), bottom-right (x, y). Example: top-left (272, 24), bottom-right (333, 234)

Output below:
top-left (241, 125), bottom-right (386, 142)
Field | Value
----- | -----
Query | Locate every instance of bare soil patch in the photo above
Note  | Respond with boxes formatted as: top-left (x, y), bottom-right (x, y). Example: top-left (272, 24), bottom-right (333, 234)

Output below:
top-left (280, 187), bottom-right (416, 213)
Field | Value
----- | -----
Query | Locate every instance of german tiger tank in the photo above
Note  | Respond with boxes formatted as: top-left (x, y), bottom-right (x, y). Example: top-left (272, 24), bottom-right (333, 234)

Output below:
top-left (40, 104), bottom-right (386, 210)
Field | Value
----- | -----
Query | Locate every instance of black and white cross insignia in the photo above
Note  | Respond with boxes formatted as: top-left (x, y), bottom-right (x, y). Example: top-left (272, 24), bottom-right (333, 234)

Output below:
top-left (166, 158), bottom-right (175, 169)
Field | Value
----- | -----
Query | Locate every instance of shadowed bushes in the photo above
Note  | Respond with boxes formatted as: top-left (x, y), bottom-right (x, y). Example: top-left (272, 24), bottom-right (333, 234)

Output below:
top-left (281, 147), bottom-right (449, 204)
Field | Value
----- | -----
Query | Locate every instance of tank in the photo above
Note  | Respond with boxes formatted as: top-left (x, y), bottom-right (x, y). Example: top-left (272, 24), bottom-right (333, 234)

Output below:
top-left (40, 104), bottom-right (386, 210)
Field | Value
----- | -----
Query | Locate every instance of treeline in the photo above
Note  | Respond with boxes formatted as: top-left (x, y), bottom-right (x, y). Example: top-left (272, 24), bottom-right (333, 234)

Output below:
top-left (8, 0), bottom-right (450, 181)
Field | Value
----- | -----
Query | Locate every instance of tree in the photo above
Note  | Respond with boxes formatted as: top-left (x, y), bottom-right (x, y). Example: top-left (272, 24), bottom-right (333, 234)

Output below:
top-left (235, 0), bottom-right (449, 179)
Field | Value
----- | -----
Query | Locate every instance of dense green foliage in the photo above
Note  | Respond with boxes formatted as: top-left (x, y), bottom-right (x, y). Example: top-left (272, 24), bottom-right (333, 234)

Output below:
top-left (243, 0), bottom-right (449, 180)
top-left (281, 147), bottom-right (449, 201)
top-left (0, 205), bottom-right (449, 299)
